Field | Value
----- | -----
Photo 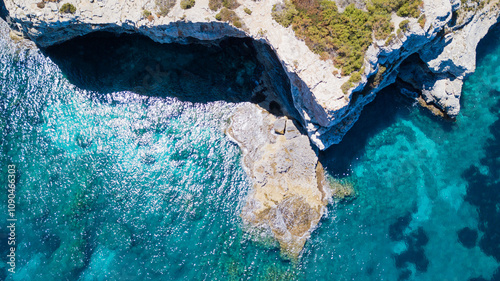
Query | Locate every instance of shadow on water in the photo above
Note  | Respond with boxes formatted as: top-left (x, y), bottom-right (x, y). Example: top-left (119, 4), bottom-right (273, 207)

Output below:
top-left (43, 31), bottom-right (295, 117)
top-left (320, 20), bottom-right (500, 178)
top-left (476, 20), bottom-right (500, 66)
top-left (319, 85), bottom-right (415, 176)
top-left (0, 0), bottom-right (8, 21)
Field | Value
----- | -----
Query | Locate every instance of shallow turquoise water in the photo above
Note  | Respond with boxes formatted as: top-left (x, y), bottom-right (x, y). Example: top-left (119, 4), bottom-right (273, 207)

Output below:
top-left (1, 20), bottom-right (500, 280)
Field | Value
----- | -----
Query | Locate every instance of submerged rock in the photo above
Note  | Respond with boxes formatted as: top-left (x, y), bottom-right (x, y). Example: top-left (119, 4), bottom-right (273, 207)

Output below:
top-left (227, 103), bottom-right (331, 259)
top-left (327, 177), bottom-right (356, 201)
top-left (457, 227), bottom-right (478, 249)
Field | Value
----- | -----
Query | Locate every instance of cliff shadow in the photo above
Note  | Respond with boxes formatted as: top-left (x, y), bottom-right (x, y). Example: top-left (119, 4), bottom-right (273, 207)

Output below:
top-left (42, 31), bottom-right (299, 119)
top-left (321, 20), bottom-right (500, 177)
top-left (0, 0), bottom-right (7, 21)
top-left (319, 85), bottom-right (414, 176)
top-left (476, 19), bottom-right (500, 66)
top-left (321, 82), bottom-right (457, 178)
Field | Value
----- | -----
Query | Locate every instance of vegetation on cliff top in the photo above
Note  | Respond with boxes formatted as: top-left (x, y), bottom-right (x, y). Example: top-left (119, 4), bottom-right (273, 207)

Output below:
top-left (37, 0), bottom-right (60, 6)
top-left (142, 9), bottom-right (152, 17)
top-left (155, 0), bottom-right (176, 16)
top-left (209, 0), bottom-right (240, 11)
top-left (59, 3), bottom-right (76, 14)
top-left (180, 0), bottom-right (196, 9)
top-left (272, 0), bottom-right (423, 92)
top-left (215, 7), bottom-right (243, 28)
top-left (454, 0), bottom-right (494, 26)
top-left (142, 9), bottom-right (155, 21)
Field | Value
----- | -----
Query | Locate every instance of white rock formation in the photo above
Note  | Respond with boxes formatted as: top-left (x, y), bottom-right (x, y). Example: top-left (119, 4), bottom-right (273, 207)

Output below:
top-left (226, 103), bottom-right (333, 260)
top-left (417, 2), bottom-right (500, 117)
top-left (2, 0), bottom-right (499, 149)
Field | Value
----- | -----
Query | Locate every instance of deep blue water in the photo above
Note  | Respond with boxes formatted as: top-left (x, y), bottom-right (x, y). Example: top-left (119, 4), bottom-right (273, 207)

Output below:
top-left (1, 19), bottom-right (500, 280)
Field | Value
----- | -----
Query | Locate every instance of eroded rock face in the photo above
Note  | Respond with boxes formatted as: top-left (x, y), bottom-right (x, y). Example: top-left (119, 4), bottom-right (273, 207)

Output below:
top-left (2, 0), bottom-right (499, 150)
top-left (227, 103), bottom-right (330, 259)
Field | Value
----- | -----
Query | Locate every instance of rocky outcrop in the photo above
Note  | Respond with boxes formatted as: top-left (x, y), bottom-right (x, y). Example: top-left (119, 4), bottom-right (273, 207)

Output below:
top-left (2, 0), bottom-right (500, 150)
top-left (400, 0), bottom-right (500, 118)
top-left (226, 103), bottom-right (332, 259)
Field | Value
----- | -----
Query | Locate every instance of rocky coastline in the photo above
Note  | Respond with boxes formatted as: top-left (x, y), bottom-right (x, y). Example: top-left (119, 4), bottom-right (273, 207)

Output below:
top-left (2, 0), bottom-right (499, 259)
top-left (2, 0), bottom-right (499, 150)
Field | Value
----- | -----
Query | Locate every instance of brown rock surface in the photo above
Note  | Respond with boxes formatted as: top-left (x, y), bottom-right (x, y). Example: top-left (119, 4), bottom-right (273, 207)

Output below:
top-left (227, 103), bottom-right (331, 259)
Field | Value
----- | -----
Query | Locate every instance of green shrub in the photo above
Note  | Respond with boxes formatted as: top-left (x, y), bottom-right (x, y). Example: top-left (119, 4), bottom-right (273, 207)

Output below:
top-left (341, 81), bottom-right (353, 94)
top-left (210, 0), bottom-right (239, 10)
top-left (59, 3), bottom-right (76, 14)
top-left (399, 19), bottom-right (410, 32)
top-left (180, 0), bottom-right (195, 9)
top-left (257, 28), bottom-right (267, 36)
top-left (396, 1), bottom-right (422, 17)
top-left (271, 1), bottom-right (298, 28)
top-left (215, 7), bottom-right (242, 28)
top-left (385, 33), bottom-right (396, 45)
top-left (233, 20), bottom-right (242, 28)
top-left (397, 28), bottom-right (404, 39)
top-left (244, 7), bottom-right (252, 15)
top-left (341, 70), bottom-right (363, 94)
top-left (368, 0), bottom-right (422, 17)
top-left (209, 0), bottom-right (222, 10)
top-left (291, 3), bottom-right (373, 75)
top-left (371, 14), bottom-right (393, 40)
top-left (293, 0), bottom-right (319, 11)
top-left (372, 65), bottom-right (386, 86)
top-left (223, 0), bottom-right (239, 9)
top-left (143, 9), bottom-right (152, 17)
top-left (156, 0), bottom-right (176, 16)
top-left (418, 14), bottom-right (426, 28)
top-left (272, 0), bottom-right (422, 76)
top-left (349, 71), bottom-right (362, 84)
top-left (396, 1), bottom-right (420, 18)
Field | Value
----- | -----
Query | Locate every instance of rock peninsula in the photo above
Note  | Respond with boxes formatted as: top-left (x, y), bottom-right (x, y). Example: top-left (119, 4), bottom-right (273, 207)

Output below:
top-left (227, 103), bottom-right (332, 259)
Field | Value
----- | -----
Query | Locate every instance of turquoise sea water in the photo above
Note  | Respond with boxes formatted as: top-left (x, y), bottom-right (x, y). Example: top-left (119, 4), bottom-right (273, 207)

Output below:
top-left (1, 19), bottom-right (500, 280)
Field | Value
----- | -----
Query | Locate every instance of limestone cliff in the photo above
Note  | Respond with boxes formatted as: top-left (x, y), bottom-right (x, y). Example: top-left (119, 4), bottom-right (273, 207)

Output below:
top-left (2, 0), bottom-right (500, 149)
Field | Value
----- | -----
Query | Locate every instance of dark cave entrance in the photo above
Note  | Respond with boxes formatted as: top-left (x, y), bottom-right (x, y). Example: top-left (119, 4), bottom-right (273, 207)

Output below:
top-left (42, 31), bottom-right (300, 119)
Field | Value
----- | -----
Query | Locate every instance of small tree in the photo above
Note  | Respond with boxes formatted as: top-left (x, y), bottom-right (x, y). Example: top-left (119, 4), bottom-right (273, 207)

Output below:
top-left (59, 3), bottom-right (76, 14)
top-left (180, 0), bottom-right (195, 9)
